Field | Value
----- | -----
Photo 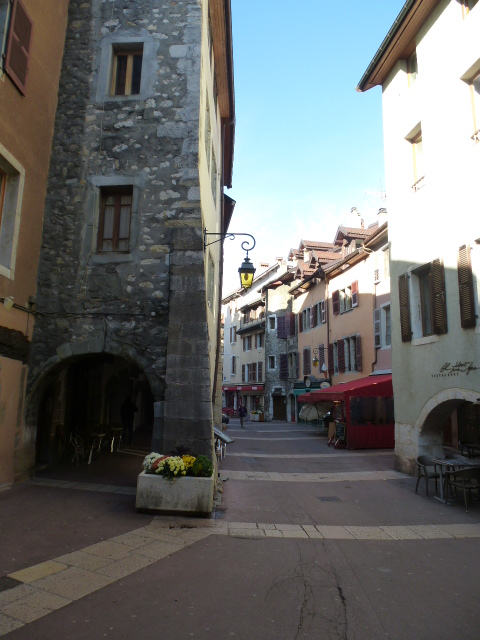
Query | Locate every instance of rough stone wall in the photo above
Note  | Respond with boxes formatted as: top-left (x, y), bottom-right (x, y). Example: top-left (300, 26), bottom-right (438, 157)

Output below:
top-left (264, 284), bottom-right (293, 418)
top-left (27, 0), bottom-right (212, 456)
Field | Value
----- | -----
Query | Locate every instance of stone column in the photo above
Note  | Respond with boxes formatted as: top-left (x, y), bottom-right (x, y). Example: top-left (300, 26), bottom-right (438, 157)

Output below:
top-left (162, 225), bottom-right (214, 459)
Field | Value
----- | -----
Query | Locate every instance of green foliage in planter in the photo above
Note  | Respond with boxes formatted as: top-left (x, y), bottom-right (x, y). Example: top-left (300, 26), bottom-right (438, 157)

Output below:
top-left (191, 455), bottom-right (213, 478)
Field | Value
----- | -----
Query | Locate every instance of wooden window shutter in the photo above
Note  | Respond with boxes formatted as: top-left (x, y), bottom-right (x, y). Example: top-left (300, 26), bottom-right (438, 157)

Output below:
top-left (241, 364), bottom-right (245, 382)
top-left (311, 305), bottom-right (318, 328)
top-left (243, 337), bottom-right (246, 352)
top-left (352, 281), bottom-right (359, 307)
top-left (303, 348), bottom-right (311, 375)
top-left (279, 354), bottom-right (288, 380)
top-left (337, 340), bottom-right (345, 373)
top-left (277, 316), bottom-right (286, 339)
top-left (5, 0), bottom-right (33, 96)
top-left (373, 309), bottom-right (381, 348)
top-left (318, 343), bottom-right (325, 367)
top-left (398, 273), bottom-right (412, 342)
top-left (295, 351), bottom-right (299, 378)
top-left (320, 300), bottom-right (326, 324)
top-left (257, 361), bottom-right (263, 382)
top-left (299, 312), bottom-right (303, 333)
top-left (431, 258), bottom-right (448, 335)
top-left (328, 344), bottom-right (334, 375)
top-left (356, 335), bottom-right (362, 372)
top-left (286, 312), bottom-right (295, 336)
top-left (458, 244), bottom-right (476, 328)
top-left (332, 290), bottom-right (340, 315)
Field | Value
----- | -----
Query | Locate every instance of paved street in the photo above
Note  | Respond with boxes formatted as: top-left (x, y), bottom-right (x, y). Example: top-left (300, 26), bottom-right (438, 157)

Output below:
top-left (1, 420), bottom-right (480, 639)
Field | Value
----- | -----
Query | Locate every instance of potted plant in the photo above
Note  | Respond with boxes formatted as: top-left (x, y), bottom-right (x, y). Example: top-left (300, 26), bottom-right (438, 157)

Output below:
top-left (136, 453), bottom-right (214, 515)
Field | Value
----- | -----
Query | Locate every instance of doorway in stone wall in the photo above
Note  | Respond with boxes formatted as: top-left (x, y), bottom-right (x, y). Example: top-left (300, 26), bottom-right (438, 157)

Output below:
top-left (272, 394), bottom-right (287, 421)
top-left (34, 354), bottom-right (154, 481)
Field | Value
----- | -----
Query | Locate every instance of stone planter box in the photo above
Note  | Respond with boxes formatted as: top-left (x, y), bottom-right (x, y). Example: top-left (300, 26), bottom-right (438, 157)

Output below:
top-left (136, 472), bottom-right (214, 516)
top-left (250, 413), bottom-right (259, 422)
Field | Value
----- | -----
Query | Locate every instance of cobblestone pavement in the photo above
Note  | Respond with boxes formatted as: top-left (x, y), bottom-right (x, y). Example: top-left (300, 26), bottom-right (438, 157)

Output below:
top-left (1, 421), bottom-right (479, 639)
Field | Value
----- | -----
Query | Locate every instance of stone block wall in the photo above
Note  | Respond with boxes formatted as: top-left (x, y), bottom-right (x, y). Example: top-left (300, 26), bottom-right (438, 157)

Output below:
top-left (26, 0), bottom-right (214, 459)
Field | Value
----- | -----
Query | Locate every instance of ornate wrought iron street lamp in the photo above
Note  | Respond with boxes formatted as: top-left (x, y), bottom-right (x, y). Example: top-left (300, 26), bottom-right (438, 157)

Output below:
top-left (203, 230), bottom-right (256, 290)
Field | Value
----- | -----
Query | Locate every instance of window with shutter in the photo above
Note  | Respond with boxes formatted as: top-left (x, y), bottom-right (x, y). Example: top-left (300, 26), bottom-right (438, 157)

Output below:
top-left (97, 188), bottom-right (133, 253)
top-left (111, 46), bottom-right (144, 96)
top-left (352, 281), bottom-right (359, 307)
top-left (277, 316), bottom-right (286, 339)
top-left (337, 340), bottom-right (345, 373)
top-left (320, 300), bottom-right (326, 324)
top-left (242, 364), bottom-right (245, 382)
top-left (318, 343), bottom-right (325, 367)
top-left (257, 361), bottom-right (263, 382)
top-left (4, 0), bottom-right (33, 96)
top-left (328, 344), bottom-right (334, 375)
top-left (332, 290), bottom-right (340, 315)
top-left (458, 244), bottom-right (476, 328)
top-left (311, 305), bottom-right (318, 328)
top-left (279, 354), bottom-right (288, 380)
top-left (295, 351), bottom-right (299, 378)
top-left (374, 309), bottom-right (381, 348)
top-left (356, 335), bottom-right (362, 372)
top-left (431, 259), bottom-right (448, 335)
top-left (289, 312), bottom-right (296, 336)
top-left (303, 348), bottom-right (311, 375)
top-left (231, 356), bottom-right (236, 375)
top-left (299, 312), bottom-right (303, 333)
top-left (398, 273), bottom-right (412, 342)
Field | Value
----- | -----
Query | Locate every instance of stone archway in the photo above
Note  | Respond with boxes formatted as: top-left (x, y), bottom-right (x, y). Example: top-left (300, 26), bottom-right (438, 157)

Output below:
top-left (395, 388), bottom-right (480, 474)
top-left (24, 351), bottom-right (156, 473)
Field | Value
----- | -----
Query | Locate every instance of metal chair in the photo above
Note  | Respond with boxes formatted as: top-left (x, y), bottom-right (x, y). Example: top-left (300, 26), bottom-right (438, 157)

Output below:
top-left (415, 455), bottom-right (441, 498)
top-left (445, 467), bottom-right (480, 512)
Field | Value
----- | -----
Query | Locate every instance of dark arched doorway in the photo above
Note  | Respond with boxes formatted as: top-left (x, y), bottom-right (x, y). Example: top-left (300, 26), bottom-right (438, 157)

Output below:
top-left (35, 353), bottom-right (154, 467)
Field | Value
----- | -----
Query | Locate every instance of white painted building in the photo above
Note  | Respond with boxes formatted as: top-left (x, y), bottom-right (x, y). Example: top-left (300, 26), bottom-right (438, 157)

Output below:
top-left (358, 0), bottom-right (480, 473)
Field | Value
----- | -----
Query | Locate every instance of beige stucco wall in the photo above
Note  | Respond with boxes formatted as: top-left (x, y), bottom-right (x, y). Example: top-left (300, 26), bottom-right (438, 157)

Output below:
top-left (0, 0), bottom-right (69, 485)
top-left (199, 0), bottom-right (223, 386)
top-left (381, 0), bottom-right (480, 470)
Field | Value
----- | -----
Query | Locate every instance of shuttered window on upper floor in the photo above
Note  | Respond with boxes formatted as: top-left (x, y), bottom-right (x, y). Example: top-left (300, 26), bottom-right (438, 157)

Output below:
top-left (458, 244), bottom-right (476, 328)
top-left (4, 0), bottom-right (33, 96)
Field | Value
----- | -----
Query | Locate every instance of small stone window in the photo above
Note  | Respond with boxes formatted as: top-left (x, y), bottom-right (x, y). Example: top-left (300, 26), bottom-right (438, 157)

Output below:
top-left (111, 45), bottom-right (143, 96)
top-left (97, 187), bottom-right (132, 253)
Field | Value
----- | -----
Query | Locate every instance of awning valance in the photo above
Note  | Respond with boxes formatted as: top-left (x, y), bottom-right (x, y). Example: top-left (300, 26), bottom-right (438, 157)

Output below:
top-left (298, 374), bottom-right (393, 404)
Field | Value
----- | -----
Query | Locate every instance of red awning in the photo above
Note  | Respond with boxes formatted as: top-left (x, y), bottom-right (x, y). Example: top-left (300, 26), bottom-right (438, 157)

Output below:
top-left (298, 374), bottom-right (393, 404)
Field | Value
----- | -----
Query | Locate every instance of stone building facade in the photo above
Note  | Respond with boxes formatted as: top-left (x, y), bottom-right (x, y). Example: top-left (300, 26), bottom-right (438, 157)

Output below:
top-left (24, 0), bottom-right (235, 474)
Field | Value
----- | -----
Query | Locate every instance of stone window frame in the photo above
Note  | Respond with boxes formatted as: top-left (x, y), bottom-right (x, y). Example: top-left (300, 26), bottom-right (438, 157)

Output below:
top-left (267, 355), bottom-right (276, 370)
top-left (85, 175), bottom-right (144, 266)
top-left (0, 142), bottom-right (25, 279)
top-left (94, 32), bottom-right (158, 104)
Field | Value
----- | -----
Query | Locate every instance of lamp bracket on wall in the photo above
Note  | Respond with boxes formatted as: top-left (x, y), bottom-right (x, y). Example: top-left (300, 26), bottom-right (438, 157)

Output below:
top-left (203, 229), bottom-right (256, 257)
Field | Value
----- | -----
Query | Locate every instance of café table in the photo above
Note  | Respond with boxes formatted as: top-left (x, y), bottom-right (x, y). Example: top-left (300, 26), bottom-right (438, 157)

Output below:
top-left (431, 456), bottom-right (480, 504)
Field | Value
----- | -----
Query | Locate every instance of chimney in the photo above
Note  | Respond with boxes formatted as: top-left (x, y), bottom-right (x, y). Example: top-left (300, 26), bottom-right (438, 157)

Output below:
top-left (360, 219), bottom-right (364, 229)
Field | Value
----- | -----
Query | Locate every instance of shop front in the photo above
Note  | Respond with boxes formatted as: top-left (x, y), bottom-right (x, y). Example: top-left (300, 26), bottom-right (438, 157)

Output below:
top-left (222, 385), bottom-right (265, 415)
top-left (298, 374), bottom-right (394, 449)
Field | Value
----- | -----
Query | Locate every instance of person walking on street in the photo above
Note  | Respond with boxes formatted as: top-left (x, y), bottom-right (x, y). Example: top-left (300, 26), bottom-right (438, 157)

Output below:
top-left (238, 403), bottom-right (247, 428)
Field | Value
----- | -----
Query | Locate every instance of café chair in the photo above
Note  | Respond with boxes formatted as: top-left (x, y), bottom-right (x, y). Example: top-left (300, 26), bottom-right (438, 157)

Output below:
top-left (415, 455), bottom-right (440, 498)
top-left (445, 467), bottom-right (480, 512)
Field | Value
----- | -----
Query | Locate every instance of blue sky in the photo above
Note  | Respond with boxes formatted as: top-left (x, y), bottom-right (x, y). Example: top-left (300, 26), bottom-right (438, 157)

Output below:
top-left (222, 0), bottom-right (403, 295)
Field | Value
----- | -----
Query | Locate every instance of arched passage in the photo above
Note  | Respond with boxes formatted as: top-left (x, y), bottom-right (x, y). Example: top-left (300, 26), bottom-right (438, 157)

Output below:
top-left (28, 353), bottom-right (154, 467)
top-left (417, 388), bottom-right (480, 457)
